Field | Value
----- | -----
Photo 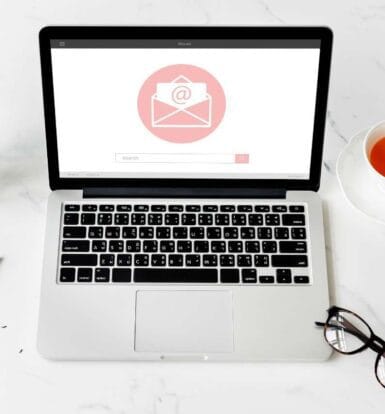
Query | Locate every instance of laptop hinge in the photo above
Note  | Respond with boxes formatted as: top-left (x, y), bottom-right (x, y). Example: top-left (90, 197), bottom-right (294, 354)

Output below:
top-left (83, 187), bottom-right (286, 199)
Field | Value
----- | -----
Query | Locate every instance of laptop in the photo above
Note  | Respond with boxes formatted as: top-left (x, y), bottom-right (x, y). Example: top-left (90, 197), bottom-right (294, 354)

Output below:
top-left (37, 26), bottom-right (333, 361)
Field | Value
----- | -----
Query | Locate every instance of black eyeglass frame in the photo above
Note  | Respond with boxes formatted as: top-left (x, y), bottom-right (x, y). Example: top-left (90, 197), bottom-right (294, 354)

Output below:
top-left (315, 306), bottom-right (385, 388)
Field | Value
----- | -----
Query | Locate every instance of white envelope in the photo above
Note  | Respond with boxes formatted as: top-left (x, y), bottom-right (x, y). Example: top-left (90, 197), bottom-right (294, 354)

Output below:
top-left (151, 75), bottom-right (212, 128)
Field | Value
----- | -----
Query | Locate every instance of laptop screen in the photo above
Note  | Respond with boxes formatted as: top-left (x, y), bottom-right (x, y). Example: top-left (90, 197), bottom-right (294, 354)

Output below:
top-left (49, 39), bottom-right (321, 180)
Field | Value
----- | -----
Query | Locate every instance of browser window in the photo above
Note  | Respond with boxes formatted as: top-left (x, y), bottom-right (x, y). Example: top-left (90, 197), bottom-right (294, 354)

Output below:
top-left (50, 39), bottom-right (320, 179)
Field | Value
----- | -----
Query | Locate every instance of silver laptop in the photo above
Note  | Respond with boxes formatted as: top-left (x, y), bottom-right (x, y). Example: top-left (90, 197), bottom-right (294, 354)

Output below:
top-left (37, 26), bottom-right (333, 361)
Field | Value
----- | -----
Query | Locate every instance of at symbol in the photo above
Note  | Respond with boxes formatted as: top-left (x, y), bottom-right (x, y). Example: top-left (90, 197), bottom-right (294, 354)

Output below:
top-left (172, 85), bottom-right (191, 104)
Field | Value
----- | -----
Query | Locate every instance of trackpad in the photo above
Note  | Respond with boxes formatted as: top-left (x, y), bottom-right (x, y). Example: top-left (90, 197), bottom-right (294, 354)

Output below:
top-left (135, 290), bottom-right (234, 353)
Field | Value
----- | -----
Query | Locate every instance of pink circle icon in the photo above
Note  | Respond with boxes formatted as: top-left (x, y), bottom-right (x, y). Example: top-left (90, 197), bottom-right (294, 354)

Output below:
top-left (138, 64), bottom-right (226, 143)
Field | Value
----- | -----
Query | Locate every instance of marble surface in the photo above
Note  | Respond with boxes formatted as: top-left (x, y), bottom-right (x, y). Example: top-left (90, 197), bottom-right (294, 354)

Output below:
top-left (1, 0), bottom-right (385, 412)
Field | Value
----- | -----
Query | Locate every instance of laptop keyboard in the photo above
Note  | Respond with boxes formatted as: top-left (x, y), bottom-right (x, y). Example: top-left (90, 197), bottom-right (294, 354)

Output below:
top-left (59, 202), bottom-right (311, 285)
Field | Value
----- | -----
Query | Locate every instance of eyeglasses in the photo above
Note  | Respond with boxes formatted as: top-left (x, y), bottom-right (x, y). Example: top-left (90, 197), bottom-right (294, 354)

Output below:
top-left (315, 306), bottom-right (385, 388)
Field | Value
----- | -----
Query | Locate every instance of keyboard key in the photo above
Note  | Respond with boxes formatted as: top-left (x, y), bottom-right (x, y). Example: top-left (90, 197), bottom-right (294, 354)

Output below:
top-left (220, 269), bottom-right (239, 283)
top-left (185, 255), bottom-right (201, 266)
top-left (100, 204), bottom-right (114, 212)
top-left (112, 268), bottom-right (131, 283)
top-left (260, 276), bottom-right (274, 283)
top-left (160, 240), bottom-right (175, 252)
top-left (265, 214), bottom-right (280, 226)
top-left (223, 227), bottom-right (238, 239)
top-left (143, 240), bottom-right (158, 252)
top-left (95, 268), bottom-right (110, 282)
top-left (211, 241), bottom-right (226, 252)
top-left (134, 205), bottom-right (149, 212)
top-left (64, 213), bottom-right (79, 225)
top-left (98, 213), bottom-right (112, 225)
top-left (173, 227), bottom-right (188, 239)
top-left (134, 268), bottom-right (217, 283)
top-left (291, 227), bottom-right (307, 239)
top-left (245, 241), bottom-right (260, 253)
top-left (262, 241), bottom-right (277, 253)
top-left (65, 204), bottom-right (80, 212)
top-left (272, 205), bottom-right (287, 212)
top-left (279, 241), bottom-right (307, 253)
top-left (109, 240), bottom-right (124, 252)
top-left (202, 254), bottom-right (218, 266)
top-left (220, 205), bottom-right (235, 212)
top-left (122, 227), bottom-right (137, 239)
top-left (206, 227), bottom-right (221, 239)
top-left (198, 214), bottom-right (213, 225)
top-left (77, 268), bottom-right (92, 282)
top-left (168, 205), bottom-right (183, 212)
top-left (254, 255), bottom-right (269, 267)
top-left (82, 204), bottom-right (97, 212)
top-left (194, 241), bottom-right (209, 252)
top-left (289, 205), bottom-right (305, 212)
top-left (215, 214), bottom-right (230, 225)
top-left (92, 240), bottom-right (106, 252)
top-left (228, 241), bottom-right (243, 253)
top-left (186, 205), bottom-right (200, 212)
top-left (271, 255), bottom-right (308, 267)
top-left (182, 214), bottom-right (196, 225)
top-left (248, 214), bottom-right (263, 225)
top-left (237, 254), bottom-right (252, 267)
top-left (88, 226), bottom-right (103, 238)
top-left (156, 227), bottom-right (171, 239)
top-left (114, 213), bottom-right (129, 225)
top-left (220, 255), bottom-right (235, 267)
top-left (190, 227), bottom-right (204, 239)
top-left (203, 205), bottom-right (218, 212)
top-left (62, 240), bottom-right (90, 252)
top-left (165, 214), bottom-right (179, 225)
top-left (148, 214), bottom-right (162, 225)
top-left (274, 227), bottom-right (289, 239)
top-left (139, 227), bottom-right (154, 239)
top-left (169, 254), bottom-right (183, 266)
top-left (81, 213), bottom-right (96, 225)
top-left (131, 213), bottom-right (146, 225)
top-left (117, 204), bottom-right (132, 212)
top-left (63, 226), bottom-right (86, 239)
top-left (151, 205), bottom-right (166, 212)
top-left (294, 275), bottom-right (310, 284)
top-left (60, 267), bottom-right (75, 282)
top-left (242, 269), bottom-right (257, 283)
top-left (240, 227), bottom-right (255, 239)
top-left (134, 254), bottom-right (149, 266)
top-left (282, 214), bottom-right (305, 226)
top-left (255, 205), bottom-right (270, 212)
top-left (105, 227), bottom-right (120, 238)
top-left (126, 240), bottom-right (141, 252)
top-left (117, 254), bottom-right (132, 266)
top-left (237, 205), bottom-right (252, 212)
top-left (277, 269), bottom-right (292, 283)
top-left (151, 254), bottom-right (166, 266)
top-left (100, 254), bottom-right (114, 266)
top-left (177, 240), bottom-right (192, 252)
top-left (61, 254), bottom-right (97, 266)
top-left (232, 214), bottom-right (246, 225)
top-left (257, 227), bottom-right (272, 239)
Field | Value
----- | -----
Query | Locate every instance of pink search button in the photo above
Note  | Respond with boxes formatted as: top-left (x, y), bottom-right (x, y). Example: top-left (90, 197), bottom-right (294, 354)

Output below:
top-left (234, 154), bottom-right (250, 164)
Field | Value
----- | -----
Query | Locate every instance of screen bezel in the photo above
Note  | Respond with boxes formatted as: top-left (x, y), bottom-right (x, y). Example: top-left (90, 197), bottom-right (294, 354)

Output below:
top-left (39, 26), bottom-right (332, 192)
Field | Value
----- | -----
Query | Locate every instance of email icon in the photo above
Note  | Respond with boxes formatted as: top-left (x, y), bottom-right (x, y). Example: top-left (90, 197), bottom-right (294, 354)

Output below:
top-left (151, 75), bottom-right (212, 128)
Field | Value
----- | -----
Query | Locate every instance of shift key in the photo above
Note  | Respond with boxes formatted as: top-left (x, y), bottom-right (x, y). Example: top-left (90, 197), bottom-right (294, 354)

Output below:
top-left (61, 254), bottom-right (97, 266)
top-left (272, 255), bottom-right (308, 267)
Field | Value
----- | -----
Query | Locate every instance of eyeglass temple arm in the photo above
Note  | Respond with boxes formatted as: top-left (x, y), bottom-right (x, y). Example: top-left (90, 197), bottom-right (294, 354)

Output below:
top-left (315, 321), bottom-right (385, 353)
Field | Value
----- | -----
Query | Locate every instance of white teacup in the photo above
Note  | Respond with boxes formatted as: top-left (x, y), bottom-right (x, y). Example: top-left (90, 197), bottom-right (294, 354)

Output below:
top-left (363, 120), bottom-right (385, 193)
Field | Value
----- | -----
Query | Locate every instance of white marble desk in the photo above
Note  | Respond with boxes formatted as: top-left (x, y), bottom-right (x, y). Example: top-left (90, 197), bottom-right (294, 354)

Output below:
top-left (1, 0), bottom-right (385, 412)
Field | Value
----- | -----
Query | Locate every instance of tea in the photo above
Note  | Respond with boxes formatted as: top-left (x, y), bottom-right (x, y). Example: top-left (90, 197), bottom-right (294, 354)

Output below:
top-left (369, 137), bottom-right (385, 177)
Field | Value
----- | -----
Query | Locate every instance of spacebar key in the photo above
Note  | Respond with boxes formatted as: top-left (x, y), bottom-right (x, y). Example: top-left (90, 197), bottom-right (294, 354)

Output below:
top-left (134, 268), bottom-right (218, 283)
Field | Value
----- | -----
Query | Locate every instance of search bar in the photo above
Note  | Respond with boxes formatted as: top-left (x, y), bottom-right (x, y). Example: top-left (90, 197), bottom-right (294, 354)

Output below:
top-left (115, 153), bottom-right (249, 164)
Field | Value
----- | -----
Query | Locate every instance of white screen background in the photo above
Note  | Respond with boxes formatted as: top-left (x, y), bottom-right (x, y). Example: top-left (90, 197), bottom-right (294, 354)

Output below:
top-left (51, 47), bottom-right (320, 179)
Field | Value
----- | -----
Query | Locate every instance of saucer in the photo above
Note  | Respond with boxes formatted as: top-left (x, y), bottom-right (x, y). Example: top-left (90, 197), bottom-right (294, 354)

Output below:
top-left (337, 128), bottom-right (385, 224)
